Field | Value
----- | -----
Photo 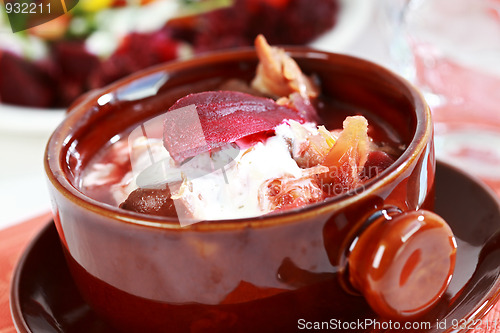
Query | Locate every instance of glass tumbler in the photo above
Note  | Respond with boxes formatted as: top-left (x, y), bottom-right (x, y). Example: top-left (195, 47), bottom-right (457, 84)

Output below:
top-left (383, 0), bottom-right (500, 194)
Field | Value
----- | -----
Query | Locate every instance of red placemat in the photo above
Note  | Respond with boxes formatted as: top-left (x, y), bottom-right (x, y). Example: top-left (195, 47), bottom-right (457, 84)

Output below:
top-left (0, 212), bottom-right (52, 333)
top-left (474, 307), bottom-right (500, 332)
top-left (0, 212), bottom-right (499, 332)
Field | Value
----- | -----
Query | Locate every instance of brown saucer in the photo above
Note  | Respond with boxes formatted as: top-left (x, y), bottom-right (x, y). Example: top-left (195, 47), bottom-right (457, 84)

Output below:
top-left (10, 161), bottom-right (500, 333)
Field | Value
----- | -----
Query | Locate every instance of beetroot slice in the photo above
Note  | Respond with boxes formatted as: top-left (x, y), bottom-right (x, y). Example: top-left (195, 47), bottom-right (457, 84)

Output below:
top-left (163, 91), bottom-right (309, 163)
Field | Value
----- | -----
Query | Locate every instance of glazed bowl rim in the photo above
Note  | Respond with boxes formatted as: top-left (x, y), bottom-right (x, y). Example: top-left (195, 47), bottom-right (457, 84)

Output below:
top-left (44, 46), bottom-right (432, 231)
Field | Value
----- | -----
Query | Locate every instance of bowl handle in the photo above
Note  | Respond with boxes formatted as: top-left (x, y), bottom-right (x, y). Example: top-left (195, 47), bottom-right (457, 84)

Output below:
top-left (348, 208), bottom-right (457, 320)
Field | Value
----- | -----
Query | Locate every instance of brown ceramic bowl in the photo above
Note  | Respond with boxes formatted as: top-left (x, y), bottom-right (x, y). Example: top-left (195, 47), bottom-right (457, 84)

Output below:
top-left (45, 48), bottom-right (456, 332)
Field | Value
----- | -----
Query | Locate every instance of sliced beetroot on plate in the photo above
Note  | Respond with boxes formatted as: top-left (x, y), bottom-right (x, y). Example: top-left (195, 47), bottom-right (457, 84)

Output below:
top-left (0, 51), bottom-right (55, 108)
top-left (163, 90), bottom-right (312, 163)
top-left (51, 41), bottom-right (100, 106)
top-left (92, 30), bottom-right (181, 88)
top-left (52, 41), bottom-right (100, 85)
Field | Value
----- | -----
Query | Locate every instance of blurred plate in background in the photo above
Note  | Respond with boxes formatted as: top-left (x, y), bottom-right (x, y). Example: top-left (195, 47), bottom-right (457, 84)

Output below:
top-left (0, 104), bottom-right (65, 135)
top-left (311, 0), bottom-right (373, 52)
